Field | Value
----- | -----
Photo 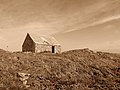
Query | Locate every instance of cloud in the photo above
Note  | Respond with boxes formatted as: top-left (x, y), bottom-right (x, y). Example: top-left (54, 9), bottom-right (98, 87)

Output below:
top-left (65, 15), bottom-right (120, 33)
top-left (0, 22), bottom-right (61, 36)
top-left (90, 15), bottom-right (120, 27)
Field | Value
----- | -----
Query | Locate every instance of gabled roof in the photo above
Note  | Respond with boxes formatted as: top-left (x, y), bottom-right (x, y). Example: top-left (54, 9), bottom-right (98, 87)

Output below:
top-left (27, 33), bottom-right (60, 45)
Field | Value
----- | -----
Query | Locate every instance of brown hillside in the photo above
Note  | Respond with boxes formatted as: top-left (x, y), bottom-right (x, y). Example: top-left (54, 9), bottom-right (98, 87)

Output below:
top-left (0, 49), bottom-right (119, 90)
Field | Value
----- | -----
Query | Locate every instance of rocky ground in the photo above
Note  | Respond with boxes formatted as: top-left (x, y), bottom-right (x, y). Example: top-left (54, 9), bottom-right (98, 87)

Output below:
top-left (0, 48), bottom-right (119, 90)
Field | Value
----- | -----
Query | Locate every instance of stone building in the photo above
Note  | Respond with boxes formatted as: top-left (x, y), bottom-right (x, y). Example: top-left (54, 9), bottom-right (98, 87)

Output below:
top-left (22, 33), bottom-right (61, 53)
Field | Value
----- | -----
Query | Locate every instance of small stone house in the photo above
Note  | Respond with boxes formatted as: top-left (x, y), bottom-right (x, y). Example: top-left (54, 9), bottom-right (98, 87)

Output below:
top-left (22, 33), bottom-right (61, 53)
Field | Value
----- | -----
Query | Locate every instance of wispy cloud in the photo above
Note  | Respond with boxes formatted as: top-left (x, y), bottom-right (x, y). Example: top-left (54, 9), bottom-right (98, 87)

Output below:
top-left (90, 15), bottom-right (120, 27)
top-left (65, 15), bottom-right (120, 33)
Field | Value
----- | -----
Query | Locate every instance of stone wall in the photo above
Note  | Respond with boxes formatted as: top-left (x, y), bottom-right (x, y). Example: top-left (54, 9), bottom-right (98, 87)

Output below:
top-left (35, 43), bottom-right (61, 53)
top-left (55, 45), bottom-right (61, 53)
top-left (22, 34), bottom-right (35, 53)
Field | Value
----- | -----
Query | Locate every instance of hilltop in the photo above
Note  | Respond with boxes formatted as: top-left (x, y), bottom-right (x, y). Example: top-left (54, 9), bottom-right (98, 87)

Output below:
top-left (0, 48), bottom-right (119, 90)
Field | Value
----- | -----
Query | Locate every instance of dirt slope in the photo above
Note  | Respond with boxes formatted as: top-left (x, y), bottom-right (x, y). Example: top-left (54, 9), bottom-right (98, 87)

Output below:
top-left (0, 48), bottom-right (119, 90)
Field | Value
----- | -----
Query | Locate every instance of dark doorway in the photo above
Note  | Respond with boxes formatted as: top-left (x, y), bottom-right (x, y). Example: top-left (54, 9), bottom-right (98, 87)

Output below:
top-left (52, 46), bottom-right (55, 53)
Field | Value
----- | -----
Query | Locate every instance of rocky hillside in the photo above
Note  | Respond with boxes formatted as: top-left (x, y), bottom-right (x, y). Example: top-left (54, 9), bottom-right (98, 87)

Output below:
top-left (0, 48), bottom-right (119, 90)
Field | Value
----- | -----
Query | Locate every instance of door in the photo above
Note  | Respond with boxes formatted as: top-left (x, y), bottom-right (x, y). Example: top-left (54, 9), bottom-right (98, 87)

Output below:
top-left (52, 46), bottom-right (55, 53)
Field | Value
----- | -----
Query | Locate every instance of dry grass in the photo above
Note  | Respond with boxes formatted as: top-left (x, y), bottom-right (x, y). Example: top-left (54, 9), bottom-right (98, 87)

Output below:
top-left (0, 48), bottom-right (119, 90)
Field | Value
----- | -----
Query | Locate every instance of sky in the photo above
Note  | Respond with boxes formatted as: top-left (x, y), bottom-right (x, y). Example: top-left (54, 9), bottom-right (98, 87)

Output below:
top-left (0, 0), bottom-right (120, 52)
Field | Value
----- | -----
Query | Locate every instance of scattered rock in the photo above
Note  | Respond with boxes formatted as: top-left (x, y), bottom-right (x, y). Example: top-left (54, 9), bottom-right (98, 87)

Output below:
top-left (17, 72), bottom-right (30, 88)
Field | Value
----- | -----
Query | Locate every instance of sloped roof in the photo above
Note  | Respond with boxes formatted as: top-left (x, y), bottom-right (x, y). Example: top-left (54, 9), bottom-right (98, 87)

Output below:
top-left (28, 33), bottom-right (60, 45)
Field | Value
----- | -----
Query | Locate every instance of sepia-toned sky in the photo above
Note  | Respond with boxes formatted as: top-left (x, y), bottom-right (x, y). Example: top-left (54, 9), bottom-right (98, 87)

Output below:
top-left (0, 0), bottom-right (120, 52)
